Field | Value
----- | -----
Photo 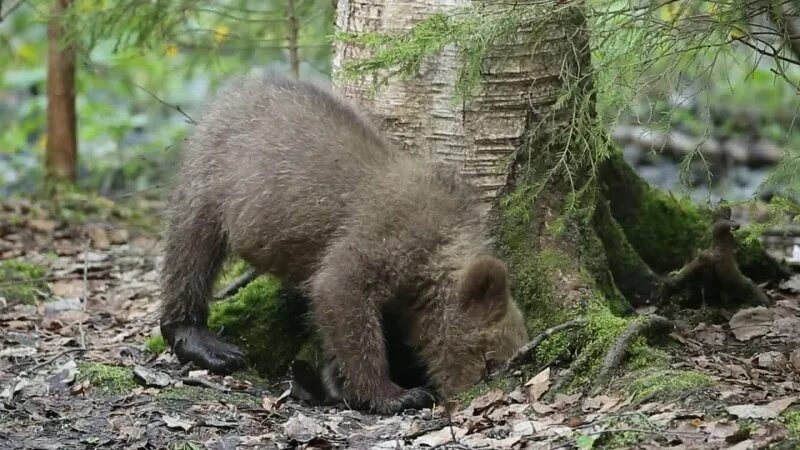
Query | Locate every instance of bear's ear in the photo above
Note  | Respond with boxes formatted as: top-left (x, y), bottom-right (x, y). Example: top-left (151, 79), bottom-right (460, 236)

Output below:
top-left (459, 256), bottom-right (510, 323)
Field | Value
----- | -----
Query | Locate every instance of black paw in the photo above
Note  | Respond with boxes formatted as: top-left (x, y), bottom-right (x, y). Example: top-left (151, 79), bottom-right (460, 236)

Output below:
top-left (290, 360), bottom-right (328, 404)
top-left (374, 387), bottom-right (436, 414)
top-left (169, 325), bottom-right (247, 374)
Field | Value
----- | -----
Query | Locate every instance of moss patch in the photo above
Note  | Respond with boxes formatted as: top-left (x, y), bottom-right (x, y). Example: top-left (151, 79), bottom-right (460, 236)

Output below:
top-left (782, 409), bottom-right (800, 439)
top-left (627, 369), bottom-right (714, 402)
top-left (78, 363), bottom-right (137, 395)
top-left (144, 335), bottom-right (167, 354)
top-left (208, 275), bottom-right (311, 376)
top-left (214, 258), bottom-right (251, 293)
top-left (0, 259), bottom-right (47, 305)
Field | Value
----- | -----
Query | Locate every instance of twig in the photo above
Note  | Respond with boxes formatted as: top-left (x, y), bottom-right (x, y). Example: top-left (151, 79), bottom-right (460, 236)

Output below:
top-left (552, 427), bottom-right (707, 450)
top-left (24, 348), bottom-right (86, 373)
top-left (0, 0), bottom-right (26, 21)
top-left (214, 268), bottom-right (258, 300)
top-left (79, 238), bottom-right (89, 349)
top-left (181, 376), bottom-right (229, 392)
top-left (286, 0), bottom-right (300, 78)
top-left (592, 315), bottom-right (673, 394)
top-left (130, 81), bottom-right (197, 125)
top-left (493, 318), bottom-right (586, 376)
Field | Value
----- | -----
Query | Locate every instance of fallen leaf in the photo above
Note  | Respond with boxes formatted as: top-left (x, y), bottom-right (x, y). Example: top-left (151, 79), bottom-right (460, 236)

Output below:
top-left (726, 397), bottom-right (796, 419)
top-left (132, 366), bottom-right (172, 388)
top-left (413, 426), bottom-right (467, 447)
top-left (729, 307), bottom-right (774, 341)
top-left (162, 414), bottom-right (194, 431)
top-left (283, 413), bottom-right (325, 443)
top-left (28, 219), bottom-right (56, 233)
top-left (86, 227), bottom-right (111, 250)
top-left (470, 388), bottom-right (505, 414)
top-left (0, 346), bottom-right (37, 358)
top-left (262, 389), bottom-right (291, 411)
top-left (524, 367), bottom-right (551, 403)
top-left (790, 349), bottom-right (800, 373)
top-left (582, 395), bottom-right (618, 412)
top-left (754, 351), bottom-right (787, 371)
top-left (109, 229), bottom-right (129, 244)
top-left (48, 280), bottom-right (85, 298)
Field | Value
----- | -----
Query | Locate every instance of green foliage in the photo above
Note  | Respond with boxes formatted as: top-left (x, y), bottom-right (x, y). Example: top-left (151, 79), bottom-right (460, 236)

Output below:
top-left (77, 363), bottom-right (137, 394)
top-left (627, 369), bottom-right (714, 402)
top-left (0, 0), bottom-right (334, 195)
top-left (0, 259), bottom-right (47, 305)
top-left (337, 8), bottom-right (522, 100)
top-left (208, 275), bottom-right (311, 376)
top-left (144, 335), bottom-right (167, 354)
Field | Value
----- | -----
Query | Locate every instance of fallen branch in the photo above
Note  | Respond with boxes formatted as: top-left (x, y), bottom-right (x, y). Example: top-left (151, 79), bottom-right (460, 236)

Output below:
top-left (213, 268), bottom-right (258, 300)
top-left (592, 315), bottom-right (673, 394)
top-left (181, 376), bottom-right (229, 392)
top-left (25, 348), bottom-right (86, 373)
top-left (493, 318), bottom-right (586, 377)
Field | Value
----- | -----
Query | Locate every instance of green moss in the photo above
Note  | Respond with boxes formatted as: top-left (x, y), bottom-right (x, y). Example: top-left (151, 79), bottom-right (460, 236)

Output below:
top-left (144, 335), bottom-right (167, 354)
top-left (78, 363), bottom-right (137, 395)
top-left (620, 189), bottom-right (709, 273)
top-left (214, 258), bottom-right (251, 292)
top-left (782, 409), bottom-right (800, 439)
top-left (627, 338), bottom-right (670, 370)
top-left (170, 443), bottom-right (203, 450)
top-left (601, 415), bottom-right (653, 448)
top-left (208, 275), bottom-right (311, 376)
top-left (0, 259), bottom-right (47, 305)
top-left (627, 369), bottom-right (714, 402)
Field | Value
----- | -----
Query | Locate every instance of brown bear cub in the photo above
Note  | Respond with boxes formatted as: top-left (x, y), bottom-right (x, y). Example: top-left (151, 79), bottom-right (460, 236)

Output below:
top-left (159, 74), bottom-right (529, 414)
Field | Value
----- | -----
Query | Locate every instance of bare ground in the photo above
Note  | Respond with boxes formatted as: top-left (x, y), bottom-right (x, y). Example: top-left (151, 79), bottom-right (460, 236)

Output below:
top-left (1, 199), bottom-right (800, 450)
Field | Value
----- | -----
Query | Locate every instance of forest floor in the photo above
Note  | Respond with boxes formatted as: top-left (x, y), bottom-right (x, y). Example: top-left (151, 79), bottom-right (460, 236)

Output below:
top-left (2, 197), bottom-right (800, 450)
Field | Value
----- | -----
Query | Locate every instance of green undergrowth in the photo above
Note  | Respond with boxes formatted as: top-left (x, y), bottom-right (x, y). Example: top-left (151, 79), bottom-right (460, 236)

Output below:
top-left (78, 363), bottom-right (137, 395)
top-left (208, 275), bottom-right (311, 376)
top-left (781, 409), bottom-right (800, 440)
top-left (144, 335), bottom-right (167, 354)
top-left (41, 187), bottom-right (159, 232)
top-left (627, 369), bottom-right (714, 402)
top-left (0, 259), bottom-right (47, 305)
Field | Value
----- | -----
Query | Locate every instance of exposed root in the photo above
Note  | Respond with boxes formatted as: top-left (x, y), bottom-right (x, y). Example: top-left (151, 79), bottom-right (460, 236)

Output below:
top-left (591, 315), bottom-right (673, 395)
top-left (493, 318), bottom-right (586, 378)
top-left (214, 268), bottom-right (258, 300)
top-left (662, 205), bottom-right (769, 307)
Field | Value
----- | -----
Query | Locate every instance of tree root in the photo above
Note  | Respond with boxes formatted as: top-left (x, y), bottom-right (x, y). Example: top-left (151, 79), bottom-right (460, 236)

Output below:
top-left (214, 268), bottom-right (258, 300)
top-left (492, 318), bottom-right (586, 378)
top-left (591, 314), bottom-right (673, 395)
top-left (662, 204), bottom-right (770, 307)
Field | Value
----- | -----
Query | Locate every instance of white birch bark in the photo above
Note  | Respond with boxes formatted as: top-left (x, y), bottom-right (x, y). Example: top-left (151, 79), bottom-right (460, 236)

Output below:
top-left (332, 0), bottom-right (573, 201)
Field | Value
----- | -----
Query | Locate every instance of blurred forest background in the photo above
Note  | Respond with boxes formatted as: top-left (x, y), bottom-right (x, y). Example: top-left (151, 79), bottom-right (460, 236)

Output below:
top-left (0, 0), bottom-right (335, 198)
top-left (1, 0), bottom-right (800, 219)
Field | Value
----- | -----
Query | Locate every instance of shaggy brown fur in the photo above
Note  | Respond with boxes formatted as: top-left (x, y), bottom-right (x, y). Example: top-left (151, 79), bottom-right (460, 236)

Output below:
top-left (159, 74), bottom-right (528, 414)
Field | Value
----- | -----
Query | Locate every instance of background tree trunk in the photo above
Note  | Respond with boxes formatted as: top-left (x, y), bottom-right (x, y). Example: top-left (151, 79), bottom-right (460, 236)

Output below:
top-left (45, 0), bottom-right (77, 184)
